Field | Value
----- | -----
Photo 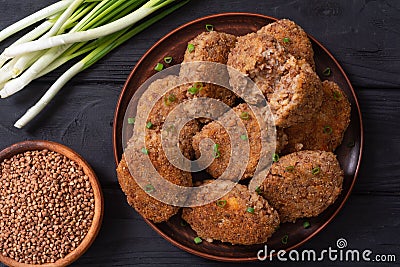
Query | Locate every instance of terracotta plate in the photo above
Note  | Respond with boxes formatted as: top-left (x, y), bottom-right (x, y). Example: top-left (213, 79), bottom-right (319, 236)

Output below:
top-left (113, 13), bottom-right (363, 262)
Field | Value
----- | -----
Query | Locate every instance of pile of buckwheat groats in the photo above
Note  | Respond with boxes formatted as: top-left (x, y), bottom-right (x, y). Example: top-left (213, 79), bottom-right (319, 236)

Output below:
top-left (0, 149), bottom-right (95, 265)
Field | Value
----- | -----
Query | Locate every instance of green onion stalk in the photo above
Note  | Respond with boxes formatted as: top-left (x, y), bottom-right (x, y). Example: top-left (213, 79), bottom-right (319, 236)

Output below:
top-left (2, 0), bottom-right (146, 98)
top-left (5, 0), bottom-right (180, 56)
top-left (0, 0), bottom-right (190, 128)
top-left (0, 0), bottom-right (75, 43)
top-left (14, 1), bottom-right (189, 128)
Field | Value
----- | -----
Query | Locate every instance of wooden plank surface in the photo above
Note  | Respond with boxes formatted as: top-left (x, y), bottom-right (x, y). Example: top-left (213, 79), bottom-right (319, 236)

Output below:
top-left (0, 0), bottom-right (399, 266)
top-left (0, 0), bottom-right (398, 88)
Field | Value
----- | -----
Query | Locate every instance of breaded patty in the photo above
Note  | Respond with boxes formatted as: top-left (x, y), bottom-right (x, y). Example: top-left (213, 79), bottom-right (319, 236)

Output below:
top-left (136, 75), bottom-right (185, 128)
top-left (258, 19), bottom-right (315, 69)
top-left (269, 57), bottom-right (322, 127)
top-left (117, 156), bottom-right (180, 223)
top-left (137, 75), bottom-right (234, 129)
top-left (117, 126), bottom-right (198, 223)
top-left (180, 31), bottom-right (238, 107)
top-left (260, 150), bottom-right (344, 223)
top-left (184, 82), bottom-right (237, 108)
top-left (192, 103), bottom-right (286, 180)
top-left (182, 180), bottom-right (280, 245)
top-left (227, 33), bottom-right (288, 97)
top-left (283, 80), bottom-right (351, 153)
top-left (227, 32), bottom-right (322, 127)
top-left (182, 31), bottom-right (237, 63)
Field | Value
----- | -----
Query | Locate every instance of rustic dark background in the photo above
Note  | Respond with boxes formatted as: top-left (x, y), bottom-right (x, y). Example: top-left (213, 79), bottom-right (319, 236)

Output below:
top-left (0, 0), bottom-right (399, 266)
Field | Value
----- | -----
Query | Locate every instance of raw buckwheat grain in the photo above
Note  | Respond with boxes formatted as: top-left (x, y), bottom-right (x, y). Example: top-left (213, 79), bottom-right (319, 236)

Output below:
top-left (0, 150), bottom-right (95, 265)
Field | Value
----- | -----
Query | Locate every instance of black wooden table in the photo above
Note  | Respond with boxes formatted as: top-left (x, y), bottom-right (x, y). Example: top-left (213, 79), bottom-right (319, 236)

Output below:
top-left (0, 1), bottom-right (399, 266)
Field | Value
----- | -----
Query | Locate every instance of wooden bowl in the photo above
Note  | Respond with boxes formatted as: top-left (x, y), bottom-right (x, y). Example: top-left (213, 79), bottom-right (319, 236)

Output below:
top-left (0, 140), bottom-right (104, 267)
top-left (113, 13), bottom-right (363, 262)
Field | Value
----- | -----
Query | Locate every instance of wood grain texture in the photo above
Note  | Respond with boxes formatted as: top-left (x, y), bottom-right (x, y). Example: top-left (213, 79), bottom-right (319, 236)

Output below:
top-left (0, 0), bottom-right (399, 266)
top-left (0, 0), bottom-right (398, 88)
top-left (354, 90), bottom-right (400, 195)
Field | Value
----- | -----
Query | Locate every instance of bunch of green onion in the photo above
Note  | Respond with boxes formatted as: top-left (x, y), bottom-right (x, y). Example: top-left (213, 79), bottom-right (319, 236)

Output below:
top-left (0, 0), bottom-right (189, 128)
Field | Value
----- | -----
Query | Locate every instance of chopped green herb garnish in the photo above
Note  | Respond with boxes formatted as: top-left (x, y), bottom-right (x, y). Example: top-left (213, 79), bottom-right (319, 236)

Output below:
top-left (323, 125), bottom-right (333, 134)
top-left (240, 134), bottom-right (248, 140)
top-left (144, 184), bottom-right (155, 193)
top-left (240, 111), bottom-right (250, 120)
top-left (246, 207), bottom-right (255, 214)
top-left (154, 63), bottom-right (164, 72)
top-left (205, 24), bottom-right (214, 31)
top-left (164, 56), bottom-right (173, 64)
top-left (255, 186), bottom-right (262, 195)
top-left (333, 90), bottom-right (342, 100)
top-left (286, 166), bottom-right (295, 172)
top-left (311, 166), bottom-right (320, 175)
top-left (194, 236), bottom-right (202, 244)
top-left (188, 82), bottom-right (203, 95)
top-left (213, 144), bottom-right (221, 159)
top-left (127, 117), bottom-right (135, 125)
top-left (281, 234), bottom-right (289, 244)
top-left (303, 221), bottom-right (311, 229)
top-left (188, 87), bottom-right (199, 95)
top-left (141, 148), bottom-right (149, 155)
top-left (272, 153), bottom-right (280, 163)
top-left (216, 199), bottom-right (227, 208)
top-left (283, 37), bottom-right (290, 43)
top-left (323, 67), bottom-right (331, 77)
top-left (187, 43), bottom-right (195, 53)
top-left (146, 122), bottom-right (153, 129)
top-left (164, 94), bottom-right (176, 106)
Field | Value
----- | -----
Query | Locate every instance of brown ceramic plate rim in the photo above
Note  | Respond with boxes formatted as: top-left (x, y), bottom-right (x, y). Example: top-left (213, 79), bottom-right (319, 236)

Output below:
top-left (112, 12), bottom-right (363, 262)
top-left (0, 140), bottom-right (104, 267)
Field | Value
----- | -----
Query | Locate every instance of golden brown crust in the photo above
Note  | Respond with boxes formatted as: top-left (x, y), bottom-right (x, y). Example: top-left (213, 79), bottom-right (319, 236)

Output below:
top-left (117, 156), bottom-right (180, 223)
top-left (227, 33), bottom-right (288, 97)
top-left (136, 75), bottom-right (186, 128)
top-left (283, 80), bottom-right (351, 153)
top-left (180, 31), bottom-right (238, 107)
top-left (182, 181), bottom-right (280, 245)
top-left (260, 150), bottom-right (343, 223)
top-left (227, 31), bottom-right (322, 127)
top-left (259, 19), bottom-right (315, 69)
top-left (192, 104), bottom-right (285, 180)
top-left (117, 126), bottom-right (197, 223)
top-left (269, 57), bottom-right (323, 127)
top-left (182, 31), bottom-right (237, 63)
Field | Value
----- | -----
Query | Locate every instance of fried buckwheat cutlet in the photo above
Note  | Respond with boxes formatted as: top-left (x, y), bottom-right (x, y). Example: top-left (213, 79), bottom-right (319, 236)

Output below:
top-left (283, 80), bottom-right (351, 153)
top-left (117, 124), bottom-right (199, 223)
top-left (260, 150), bottom-right (344, 223)
top-left (192, 103), bottom-right (286, 180)
top-left (135, 75), bottom-right (184, 128)
top-left (137, 75), bottom-right (234, 128)
top-left (182, 180), bottom-right (280, 245)
top-left (258, 19), bottom-right (315, 69)
top-left (227, 32), bottom-right (288, 97)
top-left (182, 31), bottom-right (237, 64)
top-left (180, 31), bottom-right (238, 107)
top-left (227, 32), bottom-right (322, 127)
top-left (117, 156), bottom-right (181, 223)
top-left (269, 57), bottom-right (322, 127)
